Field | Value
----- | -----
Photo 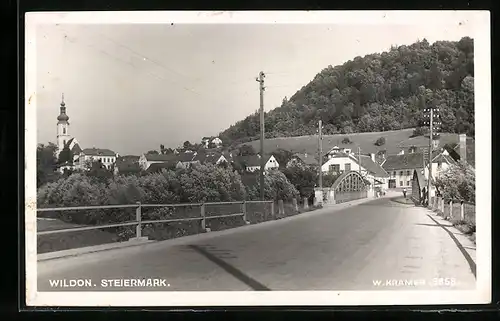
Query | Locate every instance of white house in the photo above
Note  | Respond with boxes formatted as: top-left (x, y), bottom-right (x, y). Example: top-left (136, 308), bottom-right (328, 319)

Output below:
top-left (233, 154), bottom-right (279, 172)
top-left (77, 148), bottom-right (118, 170)
top-left (201, 136), bottom-right (223, 149)
top-left (321, 152), bottom-right (389, 192)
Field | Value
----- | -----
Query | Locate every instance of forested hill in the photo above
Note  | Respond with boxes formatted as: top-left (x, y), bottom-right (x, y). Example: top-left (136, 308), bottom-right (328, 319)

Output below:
top-left (219, 37), bottom-right (475, 146)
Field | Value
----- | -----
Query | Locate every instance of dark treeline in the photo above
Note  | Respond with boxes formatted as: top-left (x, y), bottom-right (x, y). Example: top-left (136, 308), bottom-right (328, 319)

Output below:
top-left (219, 37), bottom-right (474, 145)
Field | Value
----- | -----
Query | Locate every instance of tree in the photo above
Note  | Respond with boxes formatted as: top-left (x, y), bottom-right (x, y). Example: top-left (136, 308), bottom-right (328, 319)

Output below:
top-left (435, 162), bottom-right (475, 203)
top-left (37, 142), bottom-right (60, 187)
top-left (183, 141), bottom-right (192, 149)
top-left (273, 148), bottom-right (294, 168)
top-left (218, 37), bottom-right (475, 144)
top-left (239, 144), bottom-right (257, 156)
top-left (411, 126), bottom-right (428, 137)
top-left (374, 137), bottom-right (386, 146)
top-left (341, 137), bottom-right (352, 144)
top-left (57, 145), bottom-right (73, 164)
top-left (282, 165), bottom-right (317, 198)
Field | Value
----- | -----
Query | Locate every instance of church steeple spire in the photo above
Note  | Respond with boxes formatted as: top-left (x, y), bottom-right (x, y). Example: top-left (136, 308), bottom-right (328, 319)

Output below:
top-left (57, 93), bottom-right (69, 122)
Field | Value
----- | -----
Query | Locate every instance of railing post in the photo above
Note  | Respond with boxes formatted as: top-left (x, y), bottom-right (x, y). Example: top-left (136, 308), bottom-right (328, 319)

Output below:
top-left (460, 201), bottom-right (465, 221)
top-left (278, 199), bottom-right (284, 217)
top-left (303, 197), bottom-right (309, 210)
top-left (136, 201), bottom-right (142, 238)
top-left (242, 201), bottom-right (250, 224)
top-left (449, 200), bottom-right (453, 219)
top-left (440, 198), bottom-right (444, 214)
top-left (293, 198), bottom-right (298, 212)
top-left (200, 203), bottom-right (206, 231)
top-left (270, 201), bottom-right (275, 220)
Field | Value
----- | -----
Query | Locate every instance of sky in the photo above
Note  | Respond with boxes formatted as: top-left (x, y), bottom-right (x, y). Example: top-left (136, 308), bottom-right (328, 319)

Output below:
top-left (35, 22), bottom-right (476, 156)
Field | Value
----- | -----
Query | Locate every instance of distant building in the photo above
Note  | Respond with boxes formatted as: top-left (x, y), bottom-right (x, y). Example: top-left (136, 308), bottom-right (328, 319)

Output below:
top-left (53, 94), bottom-right (117, 172)
top-left (114, 155), bottom-right (141, 175)
top-left (232, 154), bottom-right (279, 172)
top-left (193, 152), bottom-right (228, 166)
top-left (320, 152), bottom-right (389, 191)
top-left (77, 148), bottom-right (118, 170)
top-left (286, 152), bottom-right (319, 168)
top-left (139, 153), bottom-right (178, 170)
top-left (381, 153), bottom-right (424, 189)
top-left (201, 136), bottom-right (223, 149)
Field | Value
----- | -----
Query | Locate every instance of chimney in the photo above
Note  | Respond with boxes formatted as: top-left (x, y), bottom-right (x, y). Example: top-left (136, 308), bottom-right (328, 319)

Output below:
top-left (370, 153), bottom-right (375, 162)
top-left (459, 133), bottom-right (467, 163)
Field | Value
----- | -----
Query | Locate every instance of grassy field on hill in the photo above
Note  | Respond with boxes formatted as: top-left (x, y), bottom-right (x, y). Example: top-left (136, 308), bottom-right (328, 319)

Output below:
top-left (240, 129), bottom-right (475, 163)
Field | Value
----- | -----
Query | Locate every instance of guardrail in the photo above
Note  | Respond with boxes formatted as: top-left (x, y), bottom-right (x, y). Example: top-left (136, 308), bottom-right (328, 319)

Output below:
top-left (429, 196), bottom-right (475, 223)
top-left (37, 200), bottom-right (275, 239)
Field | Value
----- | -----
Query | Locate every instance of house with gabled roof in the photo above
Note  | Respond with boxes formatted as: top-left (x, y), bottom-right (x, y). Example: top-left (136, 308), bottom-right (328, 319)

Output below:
top-left (381, 146), bottom-right (458, 190)
top-left (192, 151), bottom-right (228, 166)
top-left (139, 153), bottom-right (178, 170)
top-left (232, 154), bottom-right (279, 173)
top-left (381, 152), bottom-right (425, 189)
top-left (77, 148), bottom-right (118, 170)
top-left (201, 136), bottom-right (223, 149)
top-left (286, 152), bottom-right (319, 168)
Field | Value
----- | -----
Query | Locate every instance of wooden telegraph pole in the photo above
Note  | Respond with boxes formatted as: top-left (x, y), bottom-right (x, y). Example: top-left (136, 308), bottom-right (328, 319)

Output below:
top-left (318, 120), bottom-right (323, 191)
top-left (423, 104), bottom-right (441, 207)
top-left (256, 71), bottom-right (266, 201)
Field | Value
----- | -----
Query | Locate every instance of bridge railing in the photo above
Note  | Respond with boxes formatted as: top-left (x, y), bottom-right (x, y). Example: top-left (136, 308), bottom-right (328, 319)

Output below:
top-left (36, 199), bottom-right (322, 253)
top-left (37, 201), bottom-right (274, 238)
top-left (429, 196), bottom-right (476, 224)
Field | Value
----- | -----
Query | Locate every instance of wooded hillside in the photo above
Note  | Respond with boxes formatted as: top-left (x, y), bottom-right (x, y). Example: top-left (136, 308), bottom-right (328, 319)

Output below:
top-left (219, 37), bottom-right (474, 145)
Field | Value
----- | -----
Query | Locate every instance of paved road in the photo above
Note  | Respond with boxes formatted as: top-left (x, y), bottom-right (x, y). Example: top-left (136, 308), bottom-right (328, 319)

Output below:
top-left (38, 197), bottom-right (476, 291)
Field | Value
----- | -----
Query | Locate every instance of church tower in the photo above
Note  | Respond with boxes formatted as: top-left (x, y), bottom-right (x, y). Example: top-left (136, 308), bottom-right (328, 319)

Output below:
top-left (56, 93), bottom-right (70, 157)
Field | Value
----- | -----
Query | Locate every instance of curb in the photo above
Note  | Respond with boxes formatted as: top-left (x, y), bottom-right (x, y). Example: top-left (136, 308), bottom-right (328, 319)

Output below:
top-left (37, 196), bottom-right (381, 262)
top-left (37, 238), bottom-right (154, 262)
top-left (424, 209), bottom-right (477, 278)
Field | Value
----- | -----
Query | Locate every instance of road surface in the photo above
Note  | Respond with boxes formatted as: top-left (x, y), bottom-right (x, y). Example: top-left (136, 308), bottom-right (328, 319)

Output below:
top-left (38, 197), bottom-right (476, 291)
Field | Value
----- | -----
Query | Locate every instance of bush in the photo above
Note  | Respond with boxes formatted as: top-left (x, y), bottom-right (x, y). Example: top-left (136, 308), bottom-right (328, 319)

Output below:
top-left (282, 165), bottom-right (317, 198)
top-left (435, 162), bottom-right (475, 203)
top-left (178, 164), bottom-right (246, 203)
top-left (246, 170), bottom-right (299, 201)
top-left (341, 137), bottom-right (352, 144)
top-left (374, 137), bottom-right (386, 146)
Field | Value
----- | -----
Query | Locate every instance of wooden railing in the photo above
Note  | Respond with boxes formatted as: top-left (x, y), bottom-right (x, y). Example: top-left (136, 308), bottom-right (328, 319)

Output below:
top-left (37, 201), bottom-right (275, 238)
top-left (429, 196), bottom-right (476, 223)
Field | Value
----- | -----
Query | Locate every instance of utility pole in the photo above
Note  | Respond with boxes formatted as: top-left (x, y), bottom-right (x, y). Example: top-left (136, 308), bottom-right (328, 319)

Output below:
top-left (423, 105), bottom-right (441, 207)
top-left (358, 146), bottom-right (361, 176)
top-left (256, 71), bottom-right (266, 201)
top-left (318, 120), bottom-right (323, 190)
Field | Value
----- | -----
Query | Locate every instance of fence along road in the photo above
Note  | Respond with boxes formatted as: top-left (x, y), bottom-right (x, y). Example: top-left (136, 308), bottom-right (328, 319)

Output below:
top-left (37, 194), bottom-right (476, 292)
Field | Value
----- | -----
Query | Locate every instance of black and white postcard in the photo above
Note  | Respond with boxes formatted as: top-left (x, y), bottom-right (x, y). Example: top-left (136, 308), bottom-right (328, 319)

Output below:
top-left (25, 11), bottom-right (491, 306)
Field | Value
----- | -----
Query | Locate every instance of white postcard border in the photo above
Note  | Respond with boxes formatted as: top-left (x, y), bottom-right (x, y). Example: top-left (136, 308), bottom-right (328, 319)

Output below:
top-left (25, 10), bottom-right (491, 307)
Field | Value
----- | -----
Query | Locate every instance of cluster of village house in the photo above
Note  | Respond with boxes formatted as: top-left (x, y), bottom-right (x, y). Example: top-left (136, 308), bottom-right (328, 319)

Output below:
top-left (54, 96), bottom-right (472, 194)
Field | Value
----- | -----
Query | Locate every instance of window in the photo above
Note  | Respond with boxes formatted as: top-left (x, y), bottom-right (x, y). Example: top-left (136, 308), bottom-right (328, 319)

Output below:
top-left (399, 171), bottom-right (404, 176)
top-left (329, 164), bottom-right (340, 173)
top-left (399, 181), bottom-right (403, 186)
top-left (406, 181), bottom-right (410, 186)
top-left (63, 140), bottom-right (66, 146)
top-left (63, 128), bottom-right (66, 134)
top-left (393, 171), bottom-right (396, 176)
top-left (345, 163), bottom-right (351, 171)
top-left (406, 170), bottom-right (411, 176)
